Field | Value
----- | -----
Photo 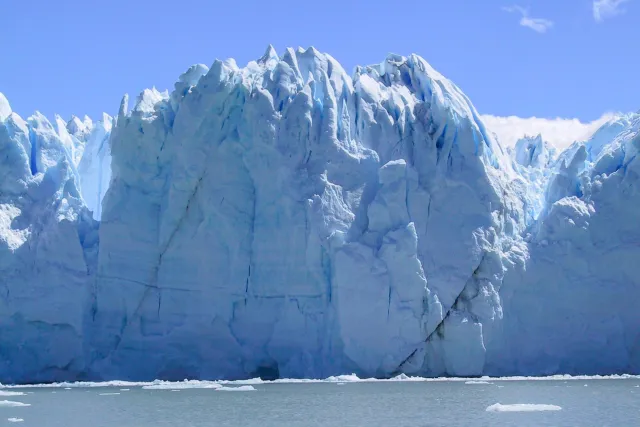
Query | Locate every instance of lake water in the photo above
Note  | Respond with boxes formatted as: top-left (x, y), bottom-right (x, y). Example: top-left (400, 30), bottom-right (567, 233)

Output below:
top-left (2, 376), bottom-right (639, 426)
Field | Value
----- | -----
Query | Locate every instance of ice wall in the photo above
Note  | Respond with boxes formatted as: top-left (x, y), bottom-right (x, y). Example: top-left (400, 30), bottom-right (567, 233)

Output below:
top-left (0, 96), bottom-right (98, 383)
top-left (490, 116), bottom-right (640, 375)
top-left (1, 47), bottom-right (639, 383)
top-left (89, 47), bottom-right (525, 380)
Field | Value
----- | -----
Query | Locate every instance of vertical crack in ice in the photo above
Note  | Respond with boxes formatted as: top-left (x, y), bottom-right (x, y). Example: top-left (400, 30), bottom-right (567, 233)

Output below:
top-left (394, 253), bottom-right (487, 373)
top-left (28, 126), bottom-right (38, 175)
top-left (111, 171), bottom-right (207, 353)
top-left (241, 161), bottom-right (258, 307)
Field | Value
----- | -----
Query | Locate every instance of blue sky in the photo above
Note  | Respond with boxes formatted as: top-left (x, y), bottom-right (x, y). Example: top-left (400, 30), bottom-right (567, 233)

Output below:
top-left (1, 0), bottom-right (638, 122)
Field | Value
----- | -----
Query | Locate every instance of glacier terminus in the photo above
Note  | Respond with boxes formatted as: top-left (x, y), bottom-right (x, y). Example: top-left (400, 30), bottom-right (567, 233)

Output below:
top-left (1, 47), bottom-right (639, 384)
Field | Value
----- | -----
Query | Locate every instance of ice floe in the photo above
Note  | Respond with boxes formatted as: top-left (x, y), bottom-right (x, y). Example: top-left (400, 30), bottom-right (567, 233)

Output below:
top-left (486, 403), bottom-right (562, 412)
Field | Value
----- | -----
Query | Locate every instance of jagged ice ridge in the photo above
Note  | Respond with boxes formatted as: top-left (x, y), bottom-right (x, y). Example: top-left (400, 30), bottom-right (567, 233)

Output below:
top-left (1, 47), bottom-right (639, 384)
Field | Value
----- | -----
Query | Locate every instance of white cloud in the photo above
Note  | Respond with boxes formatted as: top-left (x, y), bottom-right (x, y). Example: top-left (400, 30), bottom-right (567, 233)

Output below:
top-left (502, 5), bottom-right (554, 33)
top-left (593, 0), bottom-right (630, 21)
top-left (480, 113), bottom-right (618, 149)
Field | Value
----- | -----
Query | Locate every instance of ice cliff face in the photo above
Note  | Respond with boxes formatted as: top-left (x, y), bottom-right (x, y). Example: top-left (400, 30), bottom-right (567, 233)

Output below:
top-left (492, 115), bottom-right (640, 375)
top-left (1, 47), bottom-right (639, 383)
top-left (88, 48), bottom-right (525, 380)
top-left (76, 114), bottom-right (114, 220)
top-left (0, 94), bottom-right (98, 383)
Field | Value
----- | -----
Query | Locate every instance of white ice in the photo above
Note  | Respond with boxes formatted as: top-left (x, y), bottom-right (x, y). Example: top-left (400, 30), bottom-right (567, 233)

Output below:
top-left (0, 392), bottom-right (25, 397)
top-left (216, 386), bottom-right (256, 392)
top-left (0, 401), bottom-right (30, 407)
top-left (486, 403), bottom-right (562, 412)
top-left (2, 374), bottom-right (638, 390)
top-left (141, 381), bottom-right (222, 390)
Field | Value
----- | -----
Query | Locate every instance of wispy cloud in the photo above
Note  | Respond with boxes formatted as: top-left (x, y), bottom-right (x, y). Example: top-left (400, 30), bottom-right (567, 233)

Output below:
top-left (593, 0), bottom-right (630, 21)
top-left (502, 5), bottom-right (554, 33)
top-left (480, 114), bottom-right (618, 149)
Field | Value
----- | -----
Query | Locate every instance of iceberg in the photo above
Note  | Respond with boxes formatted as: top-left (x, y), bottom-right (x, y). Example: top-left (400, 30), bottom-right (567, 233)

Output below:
top-left (0, 46), bottom-right (639, 384)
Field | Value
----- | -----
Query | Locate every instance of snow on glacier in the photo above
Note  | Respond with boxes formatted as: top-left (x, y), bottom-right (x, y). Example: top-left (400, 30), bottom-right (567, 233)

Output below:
top-left (0, 46), bottom-right (639, 384)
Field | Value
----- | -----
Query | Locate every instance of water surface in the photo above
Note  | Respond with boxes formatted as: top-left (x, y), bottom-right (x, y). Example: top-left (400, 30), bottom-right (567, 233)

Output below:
top-left (2, 377), bottom-right (639, 426)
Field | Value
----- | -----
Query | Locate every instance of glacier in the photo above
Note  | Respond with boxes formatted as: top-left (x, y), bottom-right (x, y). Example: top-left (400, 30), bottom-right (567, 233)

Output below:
top-left (0, 47), bottom-right (639, 384)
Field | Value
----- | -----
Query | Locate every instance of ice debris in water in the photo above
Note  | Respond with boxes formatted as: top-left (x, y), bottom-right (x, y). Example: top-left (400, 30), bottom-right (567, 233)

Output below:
top-left (486, 403), bottom-right (562, 412)
top-left (0, 392), bottom-right (25, 397)
top-left (0, 401), bottom-right (30, 407)
top-left (216, 386), bottom-right (256, 392)
top-left (142, 381), bottom-right (222, 390)
top-left (7, 418), bottom-right (24, 423)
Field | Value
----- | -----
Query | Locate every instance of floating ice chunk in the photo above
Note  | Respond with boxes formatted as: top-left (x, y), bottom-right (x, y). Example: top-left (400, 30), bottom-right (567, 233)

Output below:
top-left (0, 392), bottom-right (25, 397)
top-left (325, 374), bottom-right (362, 383)
top-left (7, 418), bottom-right (24, 423)
top-left (465, 381), bottom-right (492, 385)
top-left (0, 401), bottom-right (30, 407)
top-left (1, 374), bottom-right (637, 389)
top-left (142, 381), bottom-right (221, 390)
top-left (216, 386), bottom-right (256, 392)
top-left (98, 392), bottom-right (120, 396)
top-left (486, 403), bottom-right (562, 412)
